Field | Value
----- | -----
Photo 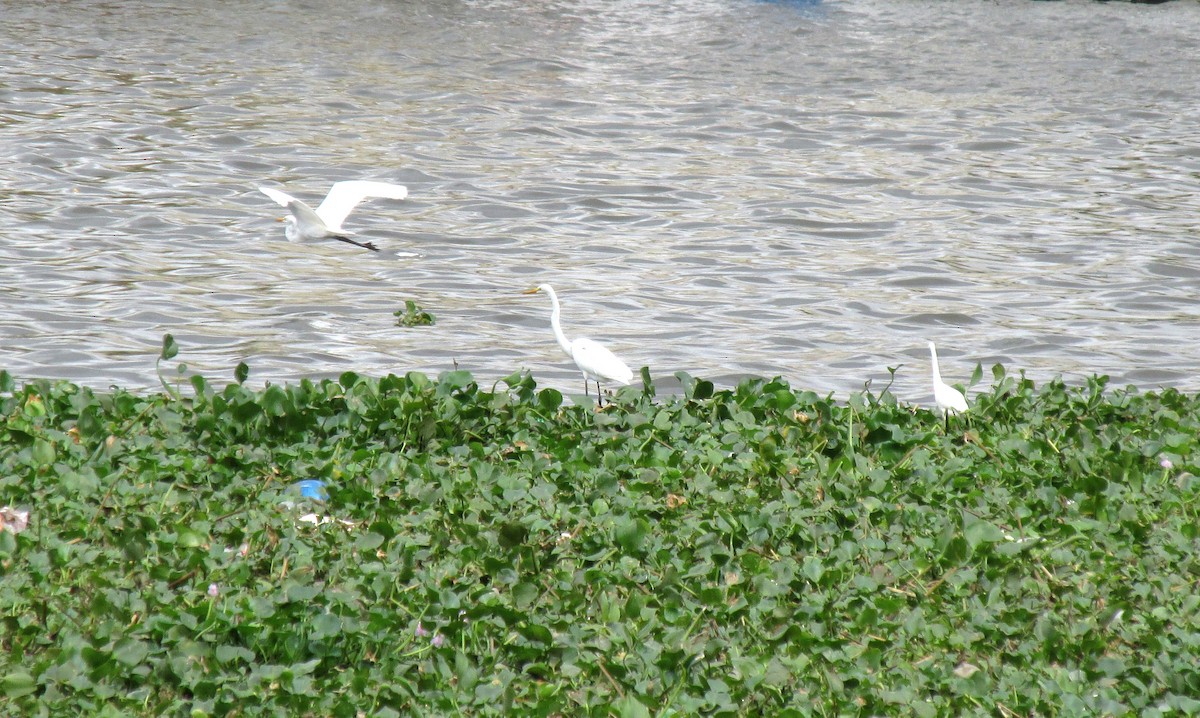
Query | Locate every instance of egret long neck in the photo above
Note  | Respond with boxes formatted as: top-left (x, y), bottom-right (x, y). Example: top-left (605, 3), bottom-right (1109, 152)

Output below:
top-left (929, 345), bottom-right (942, 384)
top-left (545, 288), bottom-right (572, 356)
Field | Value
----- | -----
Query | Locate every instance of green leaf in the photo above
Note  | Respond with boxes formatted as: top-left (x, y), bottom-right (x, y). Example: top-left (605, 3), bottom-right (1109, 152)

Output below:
top-left (177, 526), bottom-right (207, 548)
top-left (235, 362), bottom-right (250, 384)
top-left (290, 659), bottom-right (321, 676)
top-left (614, 516), bottom-right (649, 553)
top-left (512, 582), bottom-right (538, 610)
top-left (76, 406), bottom-right (102, 442)
top-left (286, 584), bottom-right (321, 602)
top-left (537, 388), bottom-right (563, 412)
top-left (260, 385), bottom-right (290, 416)
top-left (31, 439), bottom-right (55, 466)
top-left (215, 645), bottom-right (253, 664)
top-left (763, 658), bottom-right (790, 687)
top-left (639, 366), bottom-right (655, 396)
top-left (439, 370), bottom-right (474, 390)
top-left (2, 672), bottom-right (36, 698)
top-left (454, 652), bottom-right (478, 692)
top-left (613, 695), bottom-right (650, 718)
top-left (160, 333), bottom-right (179, 361)
top-left (356, 532), bottom-right (386, 551)
top-left (518, 623), bottom-right (553, 645)
top-left (963, 515), bottom-right (1004, 550)
top-left (802, 555), bottom-right (825, 584)
top-left (498, 522), bottom-right (529, 548)
top-left (113, 638), bottom-right (148, 666)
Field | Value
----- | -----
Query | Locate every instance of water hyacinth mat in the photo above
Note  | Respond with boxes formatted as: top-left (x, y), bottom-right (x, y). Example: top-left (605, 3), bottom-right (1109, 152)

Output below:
top-left (0, 364), bottom-right (1198, 716)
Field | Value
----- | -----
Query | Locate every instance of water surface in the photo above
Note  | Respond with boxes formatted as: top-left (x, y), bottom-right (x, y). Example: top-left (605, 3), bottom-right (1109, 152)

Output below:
top-left (2, 0), bottom-right (1199, 404)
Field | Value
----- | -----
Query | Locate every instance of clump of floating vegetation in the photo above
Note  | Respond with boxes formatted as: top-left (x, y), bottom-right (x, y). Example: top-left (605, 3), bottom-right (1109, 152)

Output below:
top-left (394, 300), bottom-right (436, 327)
top-left (0, 345), bottom-right (1197, 716)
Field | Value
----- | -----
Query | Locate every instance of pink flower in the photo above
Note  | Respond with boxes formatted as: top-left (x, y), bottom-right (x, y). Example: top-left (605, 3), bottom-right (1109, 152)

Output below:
top-left (1160, 458), bottom-right (1174, 470)
top-left (415, 622), bottom-right (430, 638)
top-left (207, 583), bottom-right (220, 598)
top-left (431, 634), bottom-right (445, 648)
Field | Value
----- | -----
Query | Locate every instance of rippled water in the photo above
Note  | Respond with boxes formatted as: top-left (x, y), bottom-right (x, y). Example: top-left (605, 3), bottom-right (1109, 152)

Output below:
top-left (2, 0), bottom-right (1199, 403)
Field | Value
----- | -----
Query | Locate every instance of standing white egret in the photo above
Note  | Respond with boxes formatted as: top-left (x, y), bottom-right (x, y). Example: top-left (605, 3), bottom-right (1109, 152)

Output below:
top-left (258, 181), bottom-right (408, 252)
top-left (524, 284), bottom-right (634, 406)
top-left (929, 341), bottom-right (968, 428)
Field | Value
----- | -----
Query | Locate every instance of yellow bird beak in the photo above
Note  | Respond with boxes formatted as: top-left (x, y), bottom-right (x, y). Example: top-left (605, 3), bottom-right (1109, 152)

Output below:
top-left (522, 287), bottom-right (542, 295)
top-left (275, 217), bottom-right (286, 222)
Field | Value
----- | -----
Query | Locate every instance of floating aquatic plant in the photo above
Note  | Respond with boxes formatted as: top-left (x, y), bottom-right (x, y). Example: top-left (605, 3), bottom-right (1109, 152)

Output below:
top-left (394, 300), bottom-right (435, 327)
top-left (0, 353), bottom-right (1197, 715)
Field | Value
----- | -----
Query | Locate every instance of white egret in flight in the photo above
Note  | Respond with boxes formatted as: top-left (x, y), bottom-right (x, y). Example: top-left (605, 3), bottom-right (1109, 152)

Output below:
top-left (524, 284), bottom-right (634, 406)
top-left (258, 181), bottom-right (408, 252)
top-left (929, 341), bottom-right (968, 428)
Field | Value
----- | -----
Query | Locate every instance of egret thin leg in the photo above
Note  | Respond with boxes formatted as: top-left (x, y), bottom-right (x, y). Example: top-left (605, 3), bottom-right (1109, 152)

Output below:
top-left (333, 235), bottom-right (379, 252)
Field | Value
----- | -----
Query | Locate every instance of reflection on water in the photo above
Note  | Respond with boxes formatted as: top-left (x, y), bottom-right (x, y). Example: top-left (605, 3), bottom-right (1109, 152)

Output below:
top-left (1, 0), bottom-right (1199, 404)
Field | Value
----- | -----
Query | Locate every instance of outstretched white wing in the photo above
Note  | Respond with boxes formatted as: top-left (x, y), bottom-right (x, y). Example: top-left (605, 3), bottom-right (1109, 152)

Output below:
top-left (258, 185), bottom-right (299, 208)
top-left (315, 180), bottom-right (408, 231)
top-left (571, 337), bottom-right (634, 385)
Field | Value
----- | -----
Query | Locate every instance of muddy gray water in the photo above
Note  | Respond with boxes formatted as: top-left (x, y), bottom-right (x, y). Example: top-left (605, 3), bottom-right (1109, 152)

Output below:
top-left (2, 0), bottom-right (1199, 405)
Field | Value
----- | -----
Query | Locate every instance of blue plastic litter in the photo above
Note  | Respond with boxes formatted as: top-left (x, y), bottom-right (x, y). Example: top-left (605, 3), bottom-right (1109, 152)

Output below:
top-left (294, 479), bottom-right (329, 501)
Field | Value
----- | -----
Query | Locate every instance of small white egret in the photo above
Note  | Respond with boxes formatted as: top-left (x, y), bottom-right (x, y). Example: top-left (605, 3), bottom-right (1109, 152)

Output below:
top-left (524, 284), bottom-right (634, 406)
top-left (929, 341), bottom-right (968, 428)
top-left (258, 181), bottom-right (408, 252)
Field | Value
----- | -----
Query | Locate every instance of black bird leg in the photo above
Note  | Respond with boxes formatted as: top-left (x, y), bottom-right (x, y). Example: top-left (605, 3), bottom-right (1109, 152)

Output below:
top-left (333, 235), bottom-right (380, 252)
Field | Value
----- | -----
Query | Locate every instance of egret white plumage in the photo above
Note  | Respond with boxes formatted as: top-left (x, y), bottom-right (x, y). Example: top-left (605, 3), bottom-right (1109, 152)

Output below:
top-left (524, 284), bottom-right (634, 406)
top-left (258, 181), bottom-right (408, 252)
top-left (928, 341), bottom-right (968, 428)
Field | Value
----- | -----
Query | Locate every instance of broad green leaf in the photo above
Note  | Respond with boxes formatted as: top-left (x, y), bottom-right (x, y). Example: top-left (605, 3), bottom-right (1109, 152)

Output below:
top-left (177, 526), bottom-right (207, 548)
top-left (537, 388), bottom-right (563, 412)
top-left (512, 582), bottom-right (538, 609)
top-left (613, 695), bottom-right (650, 718)
top-left (113, 638), bottom-right (148, 666)
top-left (261, 385), bottom-right (289, 416)
top-left (963, 515), bottom-right (1004, 550)
top-left (2, 672), bottom-right (36, 698)
top-left (614, 516), bottom-right (649, 553)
